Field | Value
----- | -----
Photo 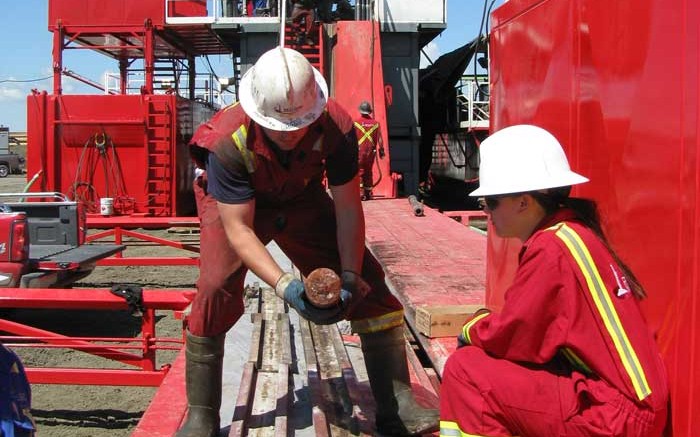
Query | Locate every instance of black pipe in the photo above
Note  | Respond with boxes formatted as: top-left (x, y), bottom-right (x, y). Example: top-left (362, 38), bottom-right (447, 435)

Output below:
top-left (408, 195), bottom-right (424, 217)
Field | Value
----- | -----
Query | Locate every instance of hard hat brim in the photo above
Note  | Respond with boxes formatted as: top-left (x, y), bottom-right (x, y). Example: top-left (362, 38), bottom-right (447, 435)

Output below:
top-left (239, 65), bottom-right (329, 132)
top-left (469, 172), bottom-right (589, 196)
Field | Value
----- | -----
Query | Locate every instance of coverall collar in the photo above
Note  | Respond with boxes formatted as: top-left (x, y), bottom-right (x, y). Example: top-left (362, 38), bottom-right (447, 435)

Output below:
top-left (520, 208), bottom-right (578, 257)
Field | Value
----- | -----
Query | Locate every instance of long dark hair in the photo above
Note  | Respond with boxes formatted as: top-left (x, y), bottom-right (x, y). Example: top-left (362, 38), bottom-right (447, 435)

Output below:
top-left (531, 187), bottom-right (647, 299)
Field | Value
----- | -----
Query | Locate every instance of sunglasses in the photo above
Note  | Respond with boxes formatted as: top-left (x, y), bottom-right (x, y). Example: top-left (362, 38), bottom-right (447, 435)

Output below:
top-left (478, 193), bottom-right (520, 210)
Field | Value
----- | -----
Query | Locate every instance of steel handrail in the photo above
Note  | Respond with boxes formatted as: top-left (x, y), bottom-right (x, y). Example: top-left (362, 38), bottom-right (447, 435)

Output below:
top-left (0, 192), bottom-right (71, 202)
top-left (456, 78), bottom-right (490, 128)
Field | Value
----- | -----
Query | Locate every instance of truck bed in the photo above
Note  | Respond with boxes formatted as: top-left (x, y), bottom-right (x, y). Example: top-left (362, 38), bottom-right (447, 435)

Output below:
top-left (29, 244), bottom-right (126, 270)
top-left (30, 243), bottom-right (124, 270)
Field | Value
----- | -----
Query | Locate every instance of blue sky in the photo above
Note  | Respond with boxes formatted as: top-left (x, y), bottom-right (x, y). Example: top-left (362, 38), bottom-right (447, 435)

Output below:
top-left (0, 0), bottom-right (501, 132)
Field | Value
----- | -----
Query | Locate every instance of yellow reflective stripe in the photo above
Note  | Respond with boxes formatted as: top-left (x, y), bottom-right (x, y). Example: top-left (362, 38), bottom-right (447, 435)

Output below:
top-left (230, 125), bottom-right (256, 173)
top-left (554, 223), bottom-right (651, 400)
top-left (440, 420), bottom-right (506, 437)
top-left (223, 101), bottom-right (240, 112)
top-left (350, 310), bottom-right (404, 334)
top-left (561, 347), bottom-right (593, 375)
top-left (353, 121), bottom-right (379, 145)
top-left (461, 312), bottom-right (490, 345)
top-left (439, 420), bottom-right (463, 437)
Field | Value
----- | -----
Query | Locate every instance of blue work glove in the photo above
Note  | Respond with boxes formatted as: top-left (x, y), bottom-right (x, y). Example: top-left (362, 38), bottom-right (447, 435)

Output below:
top-left (457, 328), bottom-right (469, 349)
top-left (457, 308), bottom-right (491, 349)
top-left (275, 273), bottom-right (345, 325)
top-left (339, 270), bottom-right (371, 315)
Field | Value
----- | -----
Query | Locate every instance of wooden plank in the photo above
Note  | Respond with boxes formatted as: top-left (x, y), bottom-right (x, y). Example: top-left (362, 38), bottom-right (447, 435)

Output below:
top-left (277, 314), bottom-right (292, 366)
top-left (403, 326), bottom-right (440, 403)
top-left (260, 287), bottom-right (282, 317)
top-left (363, 199), bottom-right (486, 314)
top-left (259, 318), bottom-right (280, 372)
top-left (233, 287), bottom-right (292, 437)
top-left (329, 328), bottom-right (374, 436)
top-left (299, 320), bottom-right (330, 436)
top-left (229, 361), bottom-right (257, 437)
top-left (425, 367), bottom-right (442, 397)
top-left (248, 372), bottom-right (278, 435)
top-left (363, 199), bottom-right (487, 376)
top-left (405, 341), bottom-right (439, 406)
top-left (311, 324), bottom-right (342, 380)
top-left (311, 324), bottom-right (356, 436)
top-left (415, 304), bottom-right (482, 338)
top-left (273, 364), bottom-right (290, 437)
top-left (249, 313), bottom-right (264, 365)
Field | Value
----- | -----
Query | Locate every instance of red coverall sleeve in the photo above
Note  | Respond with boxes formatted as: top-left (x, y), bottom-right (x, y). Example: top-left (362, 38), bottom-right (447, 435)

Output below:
top-left (465, 237), bottom-right (575, 363)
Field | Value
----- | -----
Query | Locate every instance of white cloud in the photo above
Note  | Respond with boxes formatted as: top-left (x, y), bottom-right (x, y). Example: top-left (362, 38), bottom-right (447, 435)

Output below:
top-left (61, 80), bottom-right (77, 93)
top-left (0, 85), bottom-right (26, 102)
top-left (420, 41), bottom-right (441, 68)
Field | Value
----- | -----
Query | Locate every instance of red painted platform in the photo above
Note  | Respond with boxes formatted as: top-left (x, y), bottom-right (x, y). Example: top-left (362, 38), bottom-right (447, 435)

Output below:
top-left (131, 349), bottom-right (188, 437)
top-left (363, 198), bottom-right (487, 374)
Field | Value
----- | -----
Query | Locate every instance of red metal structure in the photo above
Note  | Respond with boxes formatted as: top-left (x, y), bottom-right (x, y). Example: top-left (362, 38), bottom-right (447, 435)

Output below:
top-left (489, 0), bottom-right (699, 433)
top-left (332, 20), bottom-right (398, 199)
top-left (14, 1), bottom-right (458, 434)
top-left (86, 216), bottom-right (200, 266)
top-left (0, 288), bottom-right (192, 386)
top-left (27, 0), bottom-right (233, 217)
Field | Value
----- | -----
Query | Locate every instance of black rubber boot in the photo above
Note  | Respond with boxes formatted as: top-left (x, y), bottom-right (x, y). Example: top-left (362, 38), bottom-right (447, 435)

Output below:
top-left (360, 326), bottom-right (439, 436)
top-left (174, 332), bottom-right (225, 437)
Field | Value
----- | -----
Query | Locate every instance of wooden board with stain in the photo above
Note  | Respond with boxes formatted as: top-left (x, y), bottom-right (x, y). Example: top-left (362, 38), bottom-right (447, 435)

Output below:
top-left (363, 199), bottom-right (488, 374)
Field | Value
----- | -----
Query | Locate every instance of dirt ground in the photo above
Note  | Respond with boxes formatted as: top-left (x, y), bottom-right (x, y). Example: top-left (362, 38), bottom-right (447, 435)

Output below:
top-left (2, 175), bottom-right (200, 437)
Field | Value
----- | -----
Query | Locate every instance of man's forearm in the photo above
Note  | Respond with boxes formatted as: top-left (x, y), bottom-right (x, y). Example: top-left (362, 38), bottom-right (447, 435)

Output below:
top-left (228, 225), bottom-right (284, 287)
top-left (335, 207), bottom-right (365, 274)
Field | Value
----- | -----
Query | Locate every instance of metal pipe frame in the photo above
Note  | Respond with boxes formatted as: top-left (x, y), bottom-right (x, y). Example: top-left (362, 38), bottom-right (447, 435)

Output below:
top-left (86, 217), bottom-right (200, 266)
top-left (0, 288), bottom-right (192, 386)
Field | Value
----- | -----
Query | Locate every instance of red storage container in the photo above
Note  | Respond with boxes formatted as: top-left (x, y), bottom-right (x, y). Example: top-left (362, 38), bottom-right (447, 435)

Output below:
top-left (26, 92), bottom-right (215, 217)
top-left (49, 0), bottom-right (166, 28)
top-left (489, 0), bottom-right (699, 433)
top-left (167, 0), bottom-right (207, 18)
top-left (48, 0), bottom-right (207, 29)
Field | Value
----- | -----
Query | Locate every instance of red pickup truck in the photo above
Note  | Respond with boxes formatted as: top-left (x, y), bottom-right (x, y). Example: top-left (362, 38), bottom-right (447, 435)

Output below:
top-left (0, 193), bottom-right (123, 288)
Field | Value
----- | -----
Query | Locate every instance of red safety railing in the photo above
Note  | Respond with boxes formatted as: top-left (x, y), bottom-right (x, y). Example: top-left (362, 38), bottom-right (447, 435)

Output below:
top-left (0, 287), bottom-right (193, 386)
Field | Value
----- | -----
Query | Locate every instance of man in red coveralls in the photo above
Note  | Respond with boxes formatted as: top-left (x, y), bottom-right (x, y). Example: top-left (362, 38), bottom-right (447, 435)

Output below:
top-left (353, 101), bottom-right (384, 200)
top-left (177, 46), bottom-right (438, 437)
top-left (290, 0), bottom-right (315, 46)
top-left (439, 125), bottom-right (669, 436)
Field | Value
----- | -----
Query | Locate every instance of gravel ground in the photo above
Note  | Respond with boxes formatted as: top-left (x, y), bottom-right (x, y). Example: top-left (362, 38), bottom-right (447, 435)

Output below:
top-left (2, 175), bottom-right (200, 437)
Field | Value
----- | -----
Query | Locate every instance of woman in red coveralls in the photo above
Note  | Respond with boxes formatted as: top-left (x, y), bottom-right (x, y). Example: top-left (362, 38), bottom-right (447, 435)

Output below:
top-left (439, 125), bottom-right (669, 437)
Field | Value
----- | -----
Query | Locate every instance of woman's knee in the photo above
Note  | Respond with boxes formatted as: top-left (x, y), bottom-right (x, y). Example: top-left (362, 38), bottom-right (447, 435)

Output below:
top-left (444, 346), bottom-right (498, 384)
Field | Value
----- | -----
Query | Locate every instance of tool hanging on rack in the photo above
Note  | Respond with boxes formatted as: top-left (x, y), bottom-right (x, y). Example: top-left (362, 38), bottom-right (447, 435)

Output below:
top-left (69, 131), bottom-right (134, 215)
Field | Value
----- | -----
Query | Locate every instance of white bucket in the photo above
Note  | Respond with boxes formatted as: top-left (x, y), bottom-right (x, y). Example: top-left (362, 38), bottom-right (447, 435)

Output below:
top-left (100, 197), bottom-right (114, 216)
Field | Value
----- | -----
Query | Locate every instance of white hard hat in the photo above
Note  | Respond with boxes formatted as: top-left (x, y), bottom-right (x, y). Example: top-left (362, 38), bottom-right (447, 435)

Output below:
top-left (470, 124), bottom-right (589, 196)
top-left (239, 46), bottom-right (329, 131)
